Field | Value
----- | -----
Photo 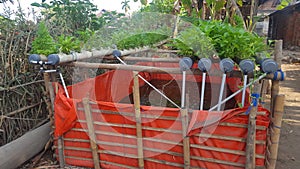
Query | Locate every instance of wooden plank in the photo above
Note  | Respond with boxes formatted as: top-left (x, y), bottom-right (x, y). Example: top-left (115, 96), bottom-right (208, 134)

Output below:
top-left (82, 98), bottom-right (101, 169)
top-left (267, 95), bottom-right (285, 169)
top-left (0, 122), bottom-right (51, 169)
top-left (246, 83), bottom-right (261, 169)
top-left (132, 71), bottom-right (144, 169)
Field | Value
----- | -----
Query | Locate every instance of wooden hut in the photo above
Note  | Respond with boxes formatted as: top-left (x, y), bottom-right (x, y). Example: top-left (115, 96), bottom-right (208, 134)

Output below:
top-left (268, 2), bottom-right (300, 48)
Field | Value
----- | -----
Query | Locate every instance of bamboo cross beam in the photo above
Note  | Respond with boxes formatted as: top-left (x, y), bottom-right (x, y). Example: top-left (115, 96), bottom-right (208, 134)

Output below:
top-left (66, 61), bottom-right (284, 80)
top-left (132, 71), bottom-right (145, 169)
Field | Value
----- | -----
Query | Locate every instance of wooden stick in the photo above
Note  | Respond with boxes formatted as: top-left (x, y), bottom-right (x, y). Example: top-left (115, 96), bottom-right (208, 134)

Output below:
top-left (191, 155), bottom-right (244, 167)
top-left (77, 120), bottom-right (183, 134)
top-left (219, 122), bottom-right (266, 130)
top-left (271, 40), bottom-right (283, 116)
top-left (82, 98), bottom-right (101, 169)
top-left (246, 83), bottom-right (262, 169)
top-left (194, 133), bottom-right (266, 145)
top-left (0, 80), bottom-right (44, 92)
top-left (190, 143), bottom-right (265, 159)
top-left (64, 155), bottom-right (139, 169)
top-left (267, 95), bottom-right (285, 169)
top-left (132, 71), bottom-right (144, 169)
top-left (180, 108), bottom-right (190, 169)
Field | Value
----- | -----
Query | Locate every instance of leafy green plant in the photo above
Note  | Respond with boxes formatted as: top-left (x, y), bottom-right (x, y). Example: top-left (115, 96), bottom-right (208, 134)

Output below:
top-left (31, 0), bottom-right (100, 35)
top-left (198, 20), bottom-right (268, 61)
top-left (169, 26), bottom-right (216, 58)
top-left (57, 35), bottom-right (81, 54)
top-left (117, 33), bottom-right (168, 50)
top-left (30, 21), bottom-right (58, 56)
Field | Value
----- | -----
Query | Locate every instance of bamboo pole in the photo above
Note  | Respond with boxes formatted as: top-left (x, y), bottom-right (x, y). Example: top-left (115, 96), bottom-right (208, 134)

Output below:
top-left (82, 98), bottom-right (101, 169)
top-left (271, 40), bottom-right (283, 116)
top-left (108, 56), bottom-right (180, 62)
top-left (66, 61), bottom-right (283, 80)
top-left (0, 122), bottom-right (51, 169)
top-left (246, 83), bottom-right (262, 169)
top-left (132, 71), bottom-right (145, 169)
top-left (267, 95), bottom-right (285, 169)
top-left (181, 108), bottom-right (190, 169)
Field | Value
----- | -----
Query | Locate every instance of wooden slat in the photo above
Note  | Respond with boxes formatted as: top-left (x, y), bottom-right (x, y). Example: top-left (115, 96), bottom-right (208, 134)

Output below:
top-left (194, 133), bottom-right (266, 145)
top-left (132, 71), bottom-right (145, 168)
top-left (190, 144), bottom-right (265, 159)
top-left (82, 98), bottom-right (101, 169)
top-left (64, 155), bottom-right (139, 169)
top-left (144, 158), bottom-right (185, 168)
top-left (219, 122), bottom-right (266, 130)
top-left (77, 120), bottom-right (182, 134)
top-left (191, 156), bottom-right (244, 168)
top-left (76, 107), bottom-right (179, 121)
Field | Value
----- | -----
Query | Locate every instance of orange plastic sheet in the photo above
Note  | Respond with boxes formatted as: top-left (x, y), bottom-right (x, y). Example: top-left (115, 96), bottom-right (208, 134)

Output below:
top-left (53, 62), bottom-right (269, 169)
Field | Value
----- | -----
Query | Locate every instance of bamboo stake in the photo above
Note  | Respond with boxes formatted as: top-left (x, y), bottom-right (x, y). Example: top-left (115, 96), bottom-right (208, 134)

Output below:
top-left (181, 108), bottom-right (190, 169)
top-left (132, 71), bottom-right (145, 169)
top-left (82, 98), bottom-right (101, 169)
top-left (271, 40), bottom-right (283, 116)
top-left (267, 95), bottom-right (285, 169)
top-left (246, 82), bottom-right (262, 169)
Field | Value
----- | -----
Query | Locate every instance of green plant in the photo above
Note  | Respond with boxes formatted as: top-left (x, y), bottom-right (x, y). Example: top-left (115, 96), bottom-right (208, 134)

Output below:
top-left (31, 0), bottom-right (100, 35)
top-left (30, 21), bottom-right (58, 56)
top-left (57, 35), bottom-right (81, 54)
top-left (198, 20), bottom-right (268, 61)
top-left (169, 26), bottom-right (216, 58)
top-left (117, 32), bottom-right (168, 50)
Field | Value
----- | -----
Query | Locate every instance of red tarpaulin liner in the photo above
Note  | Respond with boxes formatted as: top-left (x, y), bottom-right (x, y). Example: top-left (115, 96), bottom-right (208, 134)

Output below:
top-left (53, 62), bottom-right (270, 169)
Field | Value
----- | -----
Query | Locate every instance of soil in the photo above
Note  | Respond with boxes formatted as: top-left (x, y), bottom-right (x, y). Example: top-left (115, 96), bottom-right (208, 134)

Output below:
top-left (19, 50), bottom-right (300, 169)
top-left (275, 51), bottom-right (300, 169)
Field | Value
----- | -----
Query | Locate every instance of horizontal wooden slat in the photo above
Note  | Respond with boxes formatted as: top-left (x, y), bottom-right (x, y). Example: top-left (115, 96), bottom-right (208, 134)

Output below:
top-left (77, 120), bottom-right (183, 134)
top-left (77, 108), bottom-right (179, 121)
top-left (64, 155), bottom-right (139, 169)
top-left (194, 133), bottom-right (266, 145)
top-left (219, 122), bottom-right (266, 130)
top-left (190, 144), bottom-right (265, 159)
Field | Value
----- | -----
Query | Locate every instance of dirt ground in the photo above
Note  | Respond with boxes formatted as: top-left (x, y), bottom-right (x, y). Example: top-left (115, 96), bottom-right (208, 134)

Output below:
top-left (275, 51), bottom-right (300, 169)
top-left (19, 50), bottom-right (300, 169)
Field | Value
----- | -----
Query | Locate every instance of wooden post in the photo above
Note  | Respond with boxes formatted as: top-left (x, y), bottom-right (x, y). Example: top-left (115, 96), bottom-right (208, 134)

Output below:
top-left (267, 95), bottom-right (285, 169)
top-left (245, 83), bottom-right (262, 169)
top-left (181, 108), bottom-right (190, 169)
top-left (133, 71), bottom-right (145, 169)
top-left (83, 98), bottom-right (101, 169)
top-left (271, 40), bottom-right (283, 116)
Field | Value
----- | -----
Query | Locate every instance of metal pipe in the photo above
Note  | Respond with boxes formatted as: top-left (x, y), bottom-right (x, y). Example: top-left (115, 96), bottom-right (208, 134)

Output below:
top-left (181, 71), bottom-right (186, 108)
top-left (200, 72), bottom-right (206, 110)
top-left (217, 74), bottom-right (227, 111)
top-left (209, 73), bottom-right (267, 111)
top-left (115, 53), bottom-right (180, 109)
top-left (241, 74), bottom-right (248, 107)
